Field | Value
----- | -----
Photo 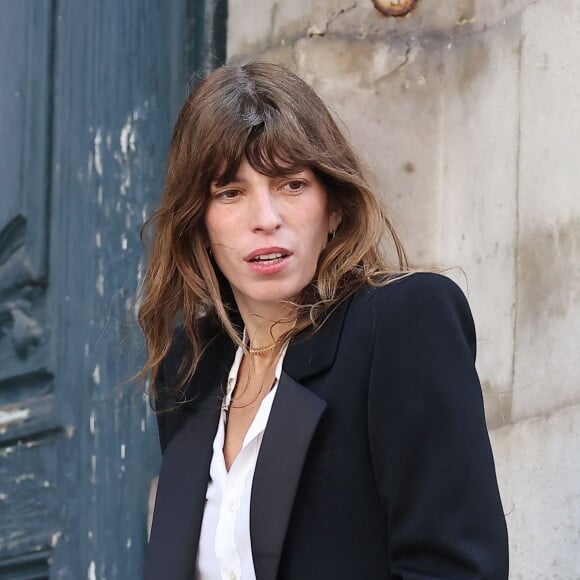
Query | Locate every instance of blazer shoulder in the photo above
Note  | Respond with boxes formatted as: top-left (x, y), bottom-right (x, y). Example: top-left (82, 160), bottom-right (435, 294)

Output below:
top-left (374, 271), bottom-right (466, 302)
top-left (155, 315), bottom-right (226, 453)
top-left (156, 315), bottom-right (224, 407)
top-left (364, 271), bottom-right (477, 359)
top-left (369, 272), bottom-right (472, 320)
top-left (162, 315), bottom-right (221, 376)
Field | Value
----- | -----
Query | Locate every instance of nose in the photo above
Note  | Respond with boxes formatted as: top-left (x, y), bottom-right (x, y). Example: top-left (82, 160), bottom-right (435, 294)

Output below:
top-left (250, 188), bottom-right (282, 234)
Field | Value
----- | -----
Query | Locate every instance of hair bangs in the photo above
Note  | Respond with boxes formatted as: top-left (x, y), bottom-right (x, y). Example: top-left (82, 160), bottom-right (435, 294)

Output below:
top-left (245, 120), bottom-right (314, 177)
top-left (210, 106), bottom-right (318, 188)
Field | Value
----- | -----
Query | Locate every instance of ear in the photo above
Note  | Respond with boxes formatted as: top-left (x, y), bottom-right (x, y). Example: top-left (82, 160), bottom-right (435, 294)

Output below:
top-left (328, 210), bottom-right (342, 234)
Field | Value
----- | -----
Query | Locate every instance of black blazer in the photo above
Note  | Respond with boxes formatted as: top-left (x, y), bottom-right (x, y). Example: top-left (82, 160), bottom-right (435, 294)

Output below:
top-left (146, 273), bottom-right (509, 580)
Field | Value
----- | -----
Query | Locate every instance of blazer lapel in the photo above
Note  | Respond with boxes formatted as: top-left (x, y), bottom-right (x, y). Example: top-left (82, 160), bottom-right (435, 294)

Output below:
top-left (250, 295), bottom-right (354, 580)
top-left (250, 371), bottom-right (328, 580)
top-left (283, 295), bottom-right (352, 382)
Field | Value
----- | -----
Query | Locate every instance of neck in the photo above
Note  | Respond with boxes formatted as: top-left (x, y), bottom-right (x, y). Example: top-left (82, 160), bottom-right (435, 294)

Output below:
top-left (234, 297), bottom-right (297, 351)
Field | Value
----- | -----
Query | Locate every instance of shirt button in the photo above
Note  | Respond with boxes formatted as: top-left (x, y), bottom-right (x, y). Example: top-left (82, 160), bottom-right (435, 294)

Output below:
top-left (227, 572), bottom-right (237, 580)
top-left (228, 500), bottom-right (238, 512)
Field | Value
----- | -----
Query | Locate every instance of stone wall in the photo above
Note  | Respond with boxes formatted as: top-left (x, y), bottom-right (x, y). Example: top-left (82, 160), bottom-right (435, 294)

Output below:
top-left (226, 0), bottom-right (580, 576)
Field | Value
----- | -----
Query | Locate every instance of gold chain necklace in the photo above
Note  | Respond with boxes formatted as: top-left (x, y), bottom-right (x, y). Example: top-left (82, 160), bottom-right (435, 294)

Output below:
top-left (248, 341), bottom-right (279, 356)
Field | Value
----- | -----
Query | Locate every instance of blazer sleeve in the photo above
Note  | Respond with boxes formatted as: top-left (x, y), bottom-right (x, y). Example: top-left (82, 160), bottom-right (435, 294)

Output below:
top-left (368, 273), bottom-right (509, 579)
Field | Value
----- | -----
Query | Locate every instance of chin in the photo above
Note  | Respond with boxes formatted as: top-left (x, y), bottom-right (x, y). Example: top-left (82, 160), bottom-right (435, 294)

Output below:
top-left (250, 289), bottom-right (301, 305)
top-left (241, 279), bottom-right (309, 306)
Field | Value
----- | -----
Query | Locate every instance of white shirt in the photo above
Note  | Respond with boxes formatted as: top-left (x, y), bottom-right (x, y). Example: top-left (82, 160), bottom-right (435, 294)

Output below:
top-left (196, 342), bottom-right (288, 580)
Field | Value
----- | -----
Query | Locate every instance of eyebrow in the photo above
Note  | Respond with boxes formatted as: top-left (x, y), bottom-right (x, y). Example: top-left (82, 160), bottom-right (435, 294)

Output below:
top-left (211, 176), bottom-right (243, 188)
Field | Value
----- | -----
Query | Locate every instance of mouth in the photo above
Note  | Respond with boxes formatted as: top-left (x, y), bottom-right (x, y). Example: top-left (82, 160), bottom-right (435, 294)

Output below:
top-left (245, 247), bottom-right (292, 263)
top-left (245, 247), bottom-right (292, 274)
top-left (248, 252), bottom-right (288, 264)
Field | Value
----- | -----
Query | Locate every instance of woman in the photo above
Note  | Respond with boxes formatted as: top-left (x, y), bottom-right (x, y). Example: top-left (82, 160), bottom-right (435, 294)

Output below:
top-left (140, 62), bottom-right (508, 579)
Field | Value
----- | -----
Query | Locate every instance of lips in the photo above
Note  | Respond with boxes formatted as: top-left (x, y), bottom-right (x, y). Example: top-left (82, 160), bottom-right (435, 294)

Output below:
top-left (244, 247), bottom-right (292, 262)
top-left (244, 247), bottom-right (292, 275)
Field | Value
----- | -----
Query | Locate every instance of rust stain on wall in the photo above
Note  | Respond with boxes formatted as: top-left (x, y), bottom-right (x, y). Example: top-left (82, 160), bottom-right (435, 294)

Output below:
top-left (457, 40), bottom-right (491, 92)
top-left (372, 0), bottom-right (418, 18)
top-left (518, 218), bottom-right (580, 324)
top-left (456, 0), bottom-right (476, 25)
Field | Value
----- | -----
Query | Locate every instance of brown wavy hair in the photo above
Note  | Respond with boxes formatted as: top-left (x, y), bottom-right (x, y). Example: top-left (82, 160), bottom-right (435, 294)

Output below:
top-left (138, 61), bottom-right (409, 406)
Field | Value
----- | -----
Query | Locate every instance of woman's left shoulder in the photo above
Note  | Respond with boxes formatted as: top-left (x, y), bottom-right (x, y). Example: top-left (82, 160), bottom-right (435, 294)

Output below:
top-left (353, 272), bottom-right (470, 316)
top-left (347, 272), bottom-right (476, 351)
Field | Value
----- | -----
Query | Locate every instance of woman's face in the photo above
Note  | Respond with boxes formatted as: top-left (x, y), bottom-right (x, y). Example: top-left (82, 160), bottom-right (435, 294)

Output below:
top-left (204, 158), bottom-right (341, 313)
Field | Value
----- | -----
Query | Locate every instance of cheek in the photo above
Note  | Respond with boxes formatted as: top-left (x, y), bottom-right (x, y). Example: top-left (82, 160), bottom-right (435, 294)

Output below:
top-left (204, 207), bottom-right (233, 246)
top-left (204, 207), bottom-right (220, 243)
top-left (299, 202), bottom-right (330, 244)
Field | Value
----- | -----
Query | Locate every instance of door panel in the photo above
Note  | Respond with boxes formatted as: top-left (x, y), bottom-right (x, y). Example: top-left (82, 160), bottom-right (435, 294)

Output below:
top-left (0, 2), bottom-right (59, 576)
top-left (0, 0), bottom-right (226, 577)
top-left (0, 0), bottom-right (53, 406)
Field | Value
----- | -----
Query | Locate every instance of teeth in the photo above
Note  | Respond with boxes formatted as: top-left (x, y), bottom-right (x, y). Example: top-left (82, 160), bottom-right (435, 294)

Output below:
top-left (252, 253), bottom-right (284, 262)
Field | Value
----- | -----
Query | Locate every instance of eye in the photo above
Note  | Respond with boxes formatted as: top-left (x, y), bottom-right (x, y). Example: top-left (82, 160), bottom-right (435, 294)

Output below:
top-left (281, 179), bottom-right (307, 194)
top-left (213, 189), bottom-right (241, 201)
